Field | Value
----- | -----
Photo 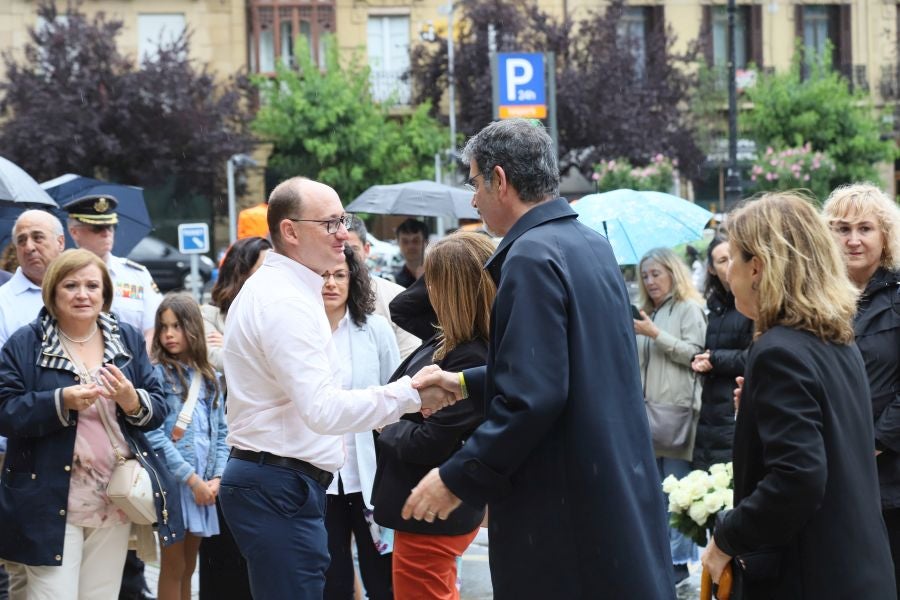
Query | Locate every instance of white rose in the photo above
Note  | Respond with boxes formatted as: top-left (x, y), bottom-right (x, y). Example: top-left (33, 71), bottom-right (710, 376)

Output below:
top-left (703, 491), bottom-right (723, 513)
top-left (662, 474), bottom-right (679, 495)
top-left (689, 501), bottom-right (709, 526)
top-left (689, 475), bottom-right (711, 499)
top-left (711, 470), bottom-right (731, 490)
top-left (709, 463), bottom-right (726, 475)
top-left (671, 487), bottom-right (693, 511)
top-left (723, 490), bottom-right (734, 509)
top-left (725, 462), bottom-right (733, 477)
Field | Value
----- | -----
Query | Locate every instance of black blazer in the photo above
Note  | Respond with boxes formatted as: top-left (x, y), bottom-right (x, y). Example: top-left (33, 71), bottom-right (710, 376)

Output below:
top-left (715, 326), bottom-right (895, 599)
top-left (372, 336), bottom-right (487, 536)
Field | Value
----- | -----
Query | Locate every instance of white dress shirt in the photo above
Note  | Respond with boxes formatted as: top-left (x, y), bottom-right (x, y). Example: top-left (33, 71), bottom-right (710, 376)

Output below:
top-left (222, 251), bottom-right (421, 473)
top-left (0, 267), bottom-right (44, 346)
top-left (107, 254), bottom-right (162, 333)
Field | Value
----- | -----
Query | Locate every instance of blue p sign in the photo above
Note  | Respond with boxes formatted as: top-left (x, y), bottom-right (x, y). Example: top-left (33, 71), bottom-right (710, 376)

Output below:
top-left (496, 53), bottom-right (546, 119)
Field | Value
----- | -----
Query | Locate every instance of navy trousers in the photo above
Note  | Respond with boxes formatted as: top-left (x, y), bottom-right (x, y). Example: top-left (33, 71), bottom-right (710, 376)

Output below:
top-left (220, 457), bottom-right (329, 600)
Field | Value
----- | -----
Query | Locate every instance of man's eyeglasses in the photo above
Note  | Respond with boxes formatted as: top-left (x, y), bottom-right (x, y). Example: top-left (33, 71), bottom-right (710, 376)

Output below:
top-left (287, 214), bottom-right (351, 235)
top-left (322, 270), bottom-right (349, 284)
top-left (463, 172), bottom-right (484, 192)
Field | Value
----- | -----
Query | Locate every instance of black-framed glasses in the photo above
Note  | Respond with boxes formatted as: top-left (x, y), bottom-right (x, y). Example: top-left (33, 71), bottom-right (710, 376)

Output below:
top-left (463, 172), bottom-right (484, 192)
top-left (287, 214), bottom-right (351, 235)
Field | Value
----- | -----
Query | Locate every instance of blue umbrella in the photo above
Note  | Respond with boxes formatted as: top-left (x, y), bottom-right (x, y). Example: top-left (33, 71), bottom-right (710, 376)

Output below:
top-left (575, 189), bottom-right (713, 265)
top-left (40, 174), bottom-right (153, 256)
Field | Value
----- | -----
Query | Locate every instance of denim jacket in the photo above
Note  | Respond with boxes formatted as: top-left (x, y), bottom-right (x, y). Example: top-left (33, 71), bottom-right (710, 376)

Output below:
top-left (145, 364), bottom-right (228, 484)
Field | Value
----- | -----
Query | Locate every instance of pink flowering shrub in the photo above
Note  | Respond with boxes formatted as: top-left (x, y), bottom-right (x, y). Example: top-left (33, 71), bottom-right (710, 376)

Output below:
top-left (592, 154), bottom-right (676, 193)
top-left (748, 144), bottom-right (836, 202)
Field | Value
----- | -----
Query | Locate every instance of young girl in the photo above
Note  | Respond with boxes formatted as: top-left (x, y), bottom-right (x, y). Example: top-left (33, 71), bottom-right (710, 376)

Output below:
top-left (146, 293), bottom-right (228, 600)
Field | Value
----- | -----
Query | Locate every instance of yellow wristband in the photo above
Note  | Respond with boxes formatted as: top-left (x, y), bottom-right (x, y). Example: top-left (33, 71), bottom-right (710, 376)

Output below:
top-left (458, 372), bottom-right (469, 400)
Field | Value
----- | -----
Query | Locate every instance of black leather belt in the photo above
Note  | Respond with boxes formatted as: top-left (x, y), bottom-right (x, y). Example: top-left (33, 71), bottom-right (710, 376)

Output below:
top-left (229, 448), bottom-right (334, 488)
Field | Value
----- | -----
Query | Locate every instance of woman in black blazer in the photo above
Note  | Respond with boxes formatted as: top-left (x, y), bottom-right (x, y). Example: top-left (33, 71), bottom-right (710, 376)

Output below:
top-left (373, 232), bottom-right (495, 600)
top-left (701, 192), bottom-right (896, 599)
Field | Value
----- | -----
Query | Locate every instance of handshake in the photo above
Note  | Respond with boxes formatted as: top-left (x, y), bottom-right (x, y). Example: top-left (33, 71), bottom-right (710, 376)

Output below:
top-left (411, 365), bottom-right (466, 416)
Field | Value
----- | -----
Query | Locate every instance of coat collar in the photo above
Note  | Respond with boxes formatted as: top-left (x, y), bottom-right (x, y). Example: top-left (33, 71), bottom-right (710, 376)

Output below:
top-left (484, 198), bottom-right (574, 282)
top-left (38, 308), bottom-right (133, 375)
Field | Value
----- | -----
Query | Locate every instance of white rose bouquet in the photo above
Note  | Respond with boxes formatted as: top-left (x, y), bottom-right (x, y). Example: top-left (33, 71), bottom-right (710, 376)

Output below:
top-left (662, 462), bottom-right (734, 546)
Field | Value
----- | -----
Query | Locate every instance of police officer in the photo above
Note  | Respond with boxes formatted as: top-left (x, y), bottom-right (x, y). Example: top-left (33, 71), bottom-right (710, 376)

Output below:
top-left (63, 194), bottom-right (162, 349)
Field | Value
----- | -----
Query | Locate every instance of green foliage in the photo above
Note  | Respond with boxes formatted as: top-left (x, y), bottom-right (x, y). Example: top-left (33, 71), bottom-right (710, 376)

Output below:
top-left (747, 144), bottom-right (836, 202)
top-left (741, 46), bottom-right (896, 189)
top-left (252, 36), bottom-right (448, 201)
top-left (592, 155), bottom-right (675, 193)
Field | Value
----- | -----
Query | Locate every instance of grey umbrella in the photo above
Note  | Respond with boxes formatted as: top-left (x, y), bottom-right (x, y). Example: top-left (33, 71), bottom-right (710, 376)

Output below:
top-left (0, 156), bottom-right (56, 207)
top-left (345, 180), bottom-right (479, 220)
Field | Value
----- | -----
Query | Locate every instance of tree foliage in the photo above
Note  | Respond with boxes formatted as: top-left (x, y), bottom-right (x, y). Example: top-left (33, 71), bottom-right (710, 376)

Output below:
top-left (0, 0), bottom-right (253, 203)
top-left (409, 0), bottom-right (704, 177)
top-left (252, 36), bottom-right (448, 202)
top-left (741, 47), bottom-right (897, 189)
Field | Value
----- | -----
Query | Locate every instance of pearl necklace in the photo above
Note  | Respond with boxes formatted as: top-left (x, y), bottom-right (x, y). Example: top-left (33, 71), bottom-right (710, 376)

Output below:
top-left (58, 323), bottom-right (99, 345)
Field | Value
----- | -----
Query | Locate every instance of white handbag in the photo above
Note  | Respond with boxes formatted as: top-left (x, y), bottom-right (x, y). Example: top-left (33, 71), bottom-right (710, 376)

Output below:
top-left (97, 405), bottom-right (159, 525)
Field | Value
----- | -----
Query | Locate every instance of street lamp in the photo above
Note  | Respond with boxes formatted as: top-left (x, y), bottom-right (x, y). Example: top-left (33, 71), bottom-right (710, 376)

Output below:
top-left (226, 153), bottom-right (258, 245)
top-left (437, 1), bottom-right (457, 180)
top-left (724, 0), bottom-right (743, 212)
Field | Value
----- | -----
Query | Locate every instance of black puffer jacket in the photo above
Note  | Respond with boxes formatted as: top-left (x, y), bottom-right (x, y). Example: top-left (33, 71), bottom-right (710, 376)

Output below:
top-left (855, 268), bottom-right (900, 510)
top-left (692, 292), bottom-right (754, 470)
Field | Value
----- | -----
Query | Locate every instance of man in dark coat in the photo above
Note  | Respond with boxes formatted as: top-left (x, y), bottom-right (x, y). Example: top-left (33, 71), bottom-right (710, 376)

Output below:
top-left (403, 119), bottom-right (675, 598)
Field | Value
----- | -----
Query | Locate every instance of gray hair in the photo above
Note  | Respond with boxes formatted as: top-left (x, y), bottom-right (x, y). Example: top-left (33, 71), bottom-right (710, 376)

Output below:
top-left (13, 209), bottom-right (64, 239)
top-left (459, 119), bottom-right (559, 204)
top-left (346, 215), bottom-right (368, 245)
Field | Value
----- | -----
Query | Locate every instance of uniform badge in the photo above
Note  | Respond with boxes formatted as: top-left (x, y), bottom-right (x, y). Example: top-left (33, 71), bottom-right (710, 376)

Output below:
top-left (94, 197), bottom-right (110, 213)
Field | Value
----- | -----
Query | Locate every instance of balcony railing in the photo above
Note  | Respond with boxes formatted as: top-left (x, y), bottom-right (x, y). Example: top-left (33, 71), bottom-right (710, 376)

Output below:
top-left (369, 70), bottom-right (411, 106)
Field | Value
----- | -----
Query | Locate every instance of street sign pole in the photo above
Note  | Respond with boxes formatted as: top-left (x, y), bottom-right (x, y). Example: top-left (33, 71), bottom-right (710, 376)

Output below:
top-left (546, 51), bottom-right (558, 160)
top-left (178, 223), bottom-right (211, 303)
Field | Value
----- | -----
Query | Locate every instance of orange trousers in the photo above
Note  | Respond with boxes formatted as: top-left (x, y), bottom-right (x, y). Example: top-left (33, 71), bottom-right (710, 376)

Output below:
top-left (392, 528), bottom-right (480, 600)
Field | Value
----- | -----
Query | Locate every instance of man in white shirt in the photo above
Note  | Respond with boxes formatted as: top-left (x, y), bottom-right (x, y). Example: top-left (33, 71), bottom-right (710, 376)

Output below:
top-left (345, 215), bottom-right (420, 359)
top-left (218, 176), bottom-right (452, 600)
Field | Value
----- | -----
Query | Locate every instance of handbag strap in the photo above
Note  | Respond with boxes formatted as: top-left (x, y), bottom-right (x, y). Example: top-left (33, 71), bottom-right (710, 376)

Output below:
top-left (175, 371), bottom-right (203, 432)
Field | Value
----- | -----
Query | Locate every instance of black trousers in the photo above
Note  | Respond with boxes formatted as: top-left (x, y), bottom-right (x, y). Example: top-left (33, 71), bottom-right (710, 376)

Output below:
top-left (118, 550), bottom-right (149, 600)
top-left (885, 508), bottom-right (900, 598)
top-left (199, 498), bottom-right (253, 600)
top-left (324, 489), bottom-right (393, 600)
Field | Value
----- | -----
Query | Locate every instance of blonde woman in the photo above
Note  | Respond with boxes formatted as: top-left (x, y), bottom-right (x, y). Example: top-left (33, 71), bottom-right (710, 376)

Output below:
top-left (634, 246), bottom-right (707, 585)
top-left (702, 192), bottom-right (894, 598)
top-left (823, 183), bottom-right (900, 595)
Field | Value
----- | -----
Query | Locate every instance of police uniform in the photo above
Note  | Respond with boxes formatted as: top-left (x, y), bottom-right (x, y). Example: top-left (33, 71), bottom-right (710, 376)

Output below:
top-left (63, 194), bottom-right (162, 333)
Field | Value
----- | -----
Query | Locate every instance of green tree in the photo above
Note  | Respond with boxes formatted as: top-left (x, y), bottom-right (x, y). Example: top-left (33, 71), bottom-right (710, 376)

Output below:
top-left (741, 47), bottom-right (896, 190)
top-left (252, 36), bottom-right (447, 201)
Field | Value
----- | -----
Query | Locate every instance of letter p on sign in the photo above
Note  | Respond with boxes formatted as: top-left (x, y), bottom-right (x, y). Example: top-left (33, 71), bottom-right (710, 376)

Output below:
top-left (505, 58), bottom-right (533, 102)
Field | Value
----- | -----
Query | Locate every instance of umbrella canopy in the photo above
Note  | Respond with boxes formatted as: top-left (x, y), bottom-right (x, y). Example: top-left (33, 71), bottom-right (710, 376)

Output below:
top-left (345, 180), bottom-right (479, 220)
top-left (575, 189), bottom-right (713, 265)
top-left (41, 174), bottom-right (153, 256)
top-left (0, 156), bottom-right (56, 207)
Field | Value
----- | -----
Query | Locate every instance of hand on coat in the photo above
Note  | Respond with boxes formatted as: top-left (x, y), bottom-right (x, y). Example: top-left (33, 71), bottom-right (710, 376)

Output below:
top-left (700, 536), bottom-right (732, 584)
top-left (401, 467), bottom-right (463, 522)
top-left (692, 350), bottom-right (713, 373)
top-left (96, 364), bottom-right (141, 415)
top-left (62, 383), bottom-right (101, 412)
top-left (733, 376), bottom-right (744, 413)
top-left (633, 310), bottom-right (659, 338)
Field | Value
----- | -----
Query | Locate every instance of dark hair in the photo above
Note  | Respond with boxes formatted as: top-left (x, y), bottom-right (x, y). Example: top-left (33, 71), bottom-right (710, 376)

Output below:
top-left (396, 218), bottom-right (428, 239)
top-left (346, 215), bottom-right (368, 245)
top-left (460, 119), bottom-right (559, 204)
top-left (152, 293), bottom-right (220, 406)
top-left (211, 237), bottom-right (272, 315)
top-left (343, 245), bottom-right (375, 326)
top-left (703, 237), bottom-right (729, 303)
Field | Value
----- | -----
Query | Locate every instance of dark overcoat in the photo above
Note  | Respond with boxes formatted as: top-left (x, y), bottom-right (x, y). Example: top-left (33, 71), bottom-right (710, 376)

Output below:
top-left (715, 326), bottom-right (895, 599)
top-left (0, 311), bottom-right (182, 566)
top-left (439, 199), bottom-right (674, 599)
top-left (692, 292), bottom-right (753, 470)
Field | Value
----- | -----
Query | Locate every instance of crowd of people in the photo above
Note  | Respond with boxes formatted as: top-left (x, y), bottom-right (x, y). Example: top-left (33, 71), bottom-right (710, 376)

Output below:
top-left (0, 118), bottom-right (897, 600)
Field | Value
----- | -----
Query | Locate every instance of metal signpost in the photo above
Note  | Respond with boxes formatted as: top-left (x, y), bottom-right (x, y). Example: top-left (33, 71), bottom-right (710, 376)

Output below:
top-left (177, 223), bottom-right (210, 302)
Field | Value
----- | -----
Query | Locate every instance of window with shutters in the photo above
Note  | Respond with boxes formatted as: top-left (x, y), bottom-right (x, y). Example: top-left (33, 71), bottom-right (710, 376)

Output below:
top-left (367, 15), bottom-right (411, 105)
top-left (248, 1), bottom-right (335, 73)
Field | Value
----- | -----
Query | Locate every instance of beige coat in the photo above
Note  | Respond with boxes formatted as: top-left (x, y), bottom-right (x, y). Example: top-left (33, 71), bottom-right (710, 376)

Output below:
top-left (637, 295), bottom-right (707, 460)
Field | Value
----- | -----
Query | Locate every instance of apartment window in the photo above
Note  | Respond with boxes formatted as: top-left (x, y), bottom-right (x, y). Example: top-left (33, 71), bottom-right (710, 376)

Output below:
top-left (616, 7), bottom-right (664, 78)
top-left (249, 1), bottom-right (334, 73)
top-left (138, 14), bottom-right (186, 62)
top-left (367, 15), bottom-right (411, 105)
top-left (795, 5), bottom-right (851, 72)
top-left (712, 7), bottom-right (747, 68)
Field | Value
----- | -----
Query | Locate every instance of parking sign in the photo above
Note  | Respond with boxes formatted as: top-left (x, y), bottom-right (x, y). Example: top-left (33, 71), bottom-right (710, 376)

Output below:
top-left (178, 223), bottom-right (210, 254)
top-left (495, 53), bottom-right (547, 119)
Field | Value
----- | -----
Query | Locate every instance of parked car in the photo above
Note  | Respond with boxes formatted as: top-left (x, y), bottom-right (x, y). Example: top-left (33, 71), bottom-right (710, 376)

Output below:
top-left (126, 235), bottom-right (215, 293)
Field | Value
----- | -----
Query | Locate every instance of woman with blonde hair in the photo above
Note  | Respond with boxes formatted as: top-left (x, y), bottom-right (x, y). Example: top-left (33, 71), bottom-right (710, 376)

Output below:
top-left (823, 183), bottom-right (900, 595)
top-left (634, 246), bottom-right (707, 585)
top-left (372, 232), bottom-right (495, 599)
top-left (702, 191), bottom-right (894, 599)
